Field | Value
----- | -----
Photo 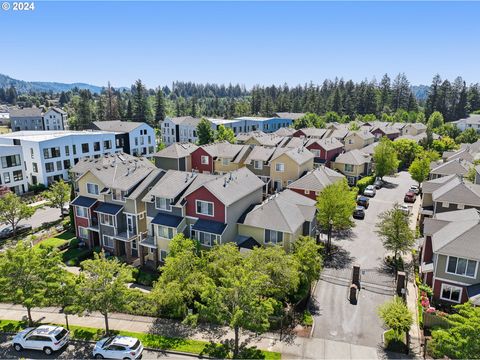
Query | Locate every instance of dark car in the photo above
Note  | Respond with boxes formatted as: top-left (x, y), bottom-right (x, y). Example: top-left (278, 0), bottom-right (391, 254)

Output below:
top-left (353, 206), bottom-right (365, 220)
top-left (404, 191), bottom-right (417, 203)
top-left (0, 224), bottom-right (32, 239)
top-left (357, 196), bottom-right (370, 209)
top-left (374, 178), bottom-right (383, 189)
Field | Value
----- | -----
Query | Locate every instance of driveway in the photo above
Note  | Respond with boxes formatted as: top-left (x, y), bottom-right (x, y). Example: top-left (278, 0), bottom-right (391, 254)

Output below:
top-left (311, 171), bottom-right (417, 348)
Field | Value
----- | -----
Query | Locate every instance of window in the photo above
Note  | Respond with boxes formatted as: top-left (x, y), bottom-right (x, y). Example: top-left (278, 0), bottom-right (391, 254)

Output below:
top-left (222, 158), bottom-right (230, 166)
top-left (63, 160), bottom-right (71, 169)
top-left (45, 162), bottom-right (55, 173)
top-left (51, 147), bottom-right (61, 158)
top-left (201, 156), bottom-right (209, 165)
top-left (148, 136), bottom-right (152, 144)
top-left (447, 256), bottom-right (477, 278)
top-left (265, 229), bottom-right (283, 244)
top-left (75, 206), bottom-right (88, 218)
top-left (87, 183), bottom-right (99, 195)
top-left (104, 140), bottom-right (112, 150)
top-left (440, 283), bottom-right (462, 303)
top-left (93, 142), bottom-right (100, 151)
top-left (99, 213), bottom-right (114, 226)
top-left (13, 170), bottom-right (23, 181)
top-left (196, 200), bottom-right (214, 216)
top-left (112, 189), bottom-right (126, 202)
top-left (135, 137), bottom-right (139, 146)
top-left (30, 148), bottom-right (34, 159)
top-left (348, 139), bottom-right (353, 144)
top-left (305, 190), bottom-right (310, 194)
top-left (457, 204), bottom-right (465, 210)
top-left (32, 162), bottom-right (38, 173)
top-left (160, 250), bottom-right (168, 262)
top-left (132, 240), bottom-right (137, 250)
top-left (65, 146), bottom-right (70, 156)
top-left (157, 225), bottom-right (174, 239)
top-left (103, 235), bottom-right (115, 248)
top-left (311, 149), bottom-right (321, 157)
top-left (1, 154), bottom-right (21, 168)
top-left (56, 161), bottom-right (63, 171)
top-left (78, 227), bottom-right (89, 240)
top-left (72, 145), bottom-right (77, 155)
top-left (344, 164), bottom-right (354, 172)
top-left (442, 202), bottom-right (450, 208)
top-left (81, 143), bottom-right (89, 153)
top-left (3, 172), bottom-right (10, 184)
top-left (193, 231), bottom-right (218, 247)
top-left (155, 197), bottom-right (172, 211)
top-left (275, 163), bottom-right (285, 172)
top-left (254, 160), bottom-right (263, 170)
top-left (43, 148), bottom-right (51, 159)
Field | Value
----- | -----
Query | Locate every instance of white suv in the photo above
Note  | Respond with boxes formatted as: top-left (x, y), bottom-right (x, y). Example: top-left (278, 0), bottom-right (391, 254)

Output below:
top-left (12, 325), bottom-right (69, 355)
top-left (93, 335), bottom-right (143, 360)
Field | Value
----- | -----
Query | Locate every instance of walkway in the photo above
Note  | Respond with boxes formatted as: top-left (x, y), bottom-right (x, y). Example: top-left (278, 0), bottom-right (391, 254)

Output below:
top-left (0, 303), bottom-right (385, 359)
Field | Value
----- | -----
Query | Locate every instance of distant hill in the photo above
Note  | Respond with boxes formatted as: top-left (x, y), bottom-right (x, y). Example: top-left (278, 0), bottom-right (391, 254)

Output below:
top-left (411, 85), bottom-right (430, 101)
top-left (0, 74), bottom-right (103, 94)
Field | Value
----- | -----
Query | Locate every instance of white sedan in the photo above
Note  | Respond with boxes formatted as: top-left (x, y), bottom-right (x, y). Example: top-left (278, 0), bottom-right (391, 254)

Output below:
top-left (93, 335), bottom-right (143, 360)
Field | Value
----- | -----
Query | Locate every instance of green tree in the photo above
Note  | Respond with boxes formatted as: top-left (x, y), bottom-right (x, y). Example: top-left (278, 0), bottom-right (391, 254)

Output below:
top-left (50, 272), bottom-right (82, 330)
top-left (430, 302), bottom-right (480, 359)
top-left (79, 252), bottom-right (134, 334)
top-left (392, 138), bottom-right (423, 170)
top-left (0, 193), bottom-right (35, 237)
top-left (196, 118), bottom-right (214, 145)
top-left (436, 123), bottom-right (461, 139)
top-left (431, 136), bottom-right (458, 153)
top-left (292, 236), bottom-right (323, 295)
top-left (76, 90), bottom-right (93, 130)
top-left (316, 180), bottom-right (357, 253)
top-left (456, 128), bottom-right (479, 144)
top-left (155, 88), bottom-right (166, 124)
top-left (132, 79), bottom-right (149, 123)
top-left (427, 111), bottom-right (444, 130)
top-left (376, 203), bottom-right (415, 271)
top-left (408, 156), bottom-right (431, 186)
top-left (373, 137), bottom-right (400, 179)
top-left (324, 111), bottom-right (340, 123)
top-left (0, 241), bottom-right (63, 325)
top-left (378, 297), bottom-right (413, 341)
top-left (215, 125), bottom-right (236, 144)
top-left (44, 180), bottom-right (70, 219)
top-left (292, 113), bottom-right (325, 129)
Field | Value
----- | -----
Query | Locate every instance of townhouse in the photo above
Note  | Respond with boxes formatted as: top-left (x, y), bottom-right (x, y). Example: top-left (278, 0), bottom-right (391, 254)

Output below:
top-left (0, 145), bottom-right (28, 194)
top-left (161, 116), bottom-right (201, 145)
top-left (343, 130), bottom-right (375, 151)
top-left (71, 153), bottom-right (162, 263)
top-left (236, 132), bottom-right (286, 147)
top-left (420, 208), bottom-right (480, 305)
top-left (287, 166), bottom-right (345, 200)
top-left (0, 130), bottom-right (119, 186)
top-left (429, 158), bottom-right (472, 180)
top-left (237, 189), bottom-right (317, 250)
top-left (370, 125), bottom-right (400, 140)
top-left (451, 114), bottom-right (480, 132)
top-left (91, 120), bottom-right (156, 158)
top-left (331, 149), bottom-right (372, 185)
top-left (153, 142), bottom-right (198, 171)
top-left (243, 146), bottom-right (277, 192)
top-left (274, 127), bottom-right (296, 137)
top-left (190, 142), bottom-right (251, 174)
top-left (269, 147), bottom-right (314, 191)
top-left (402, 122), bottom-right (427, 136)
top-left (43, 108), bottom-right (69, 130)
top-left (304, 137), bottom-right (344, 167)
top-left (10, 107), bottom-right (68, 131)
top-left (292, 128), bottom-right (328, 139)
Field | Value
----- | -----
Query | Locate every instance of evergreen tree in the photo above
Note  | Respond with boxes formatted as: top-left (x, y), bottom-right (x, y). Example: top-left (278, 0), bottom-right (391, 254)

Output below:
top-left (126, 99), bottom-right (133, 120)
top-left (76, 90), bottom-right (93, 130)
top-left (425, 74), bottom-right (442, 118)
top-left (379, 74), bottom-right (391, 112)
top-left (455, 81), bottom-right (468, 120)
top-left (155, 88), bottom-right (166, 123)
top-left (196, 118), bottom-right (214, 145)
top-left (190, 96), bottom-right (198, 117)
top-left (132, 79), bottom-right (148, 122)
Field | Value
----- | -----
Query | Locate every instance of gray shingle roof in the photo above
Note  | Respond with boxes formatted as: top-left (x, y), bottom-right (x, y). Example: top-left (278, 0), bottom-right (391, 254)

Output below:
top-left (287, 166), bottom-right (345, 192)
top-left (454, 114), bottom-right (480, 125)
top-left (430, 158), bottom-right (472, 177)
top-left (166, 116), bottom-right (201, 126)
top-left (92, 120), bottom-right (145, 132)
top-left (49, 107), bottom-right (67, 115)
top-left (422, 174), bottom-right (458, 194)
top-left (153, 142), bottom-right (198, 159)
top-left (271, 147), bottom-right (314, 165)
top-left (346, 130), bottom-right (374, 141)
top-left (274, 127), bottom-right (296, 137)
top-left (284, 137), bottom-right (308, 149)
top-left (334, 149), bottom-right (371, 166)
top-left (432, 177), bottom-right (480, 207)
top-left (305, 137), bottom-right (344, 152)
top-left (239, 189), bottom-right (316, 233)
top-left (298, 128), bottom-right (329, 138)
top-left (274, 112), bottom-right (306, 120)
top-left (9, 107), bottom-right (43, 118)
top-left (200, 142), bottom-right (246, 159)
top-left (244, 146), bottom-right (276, 163)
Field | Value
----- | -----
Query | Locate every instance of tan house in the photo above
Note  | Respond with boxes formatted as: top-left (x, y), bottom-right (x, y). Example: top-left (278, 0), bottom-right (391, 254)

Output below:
top-left (237, 189), bottom-right (317, 250)
top-left (269, 147), bottom-right (314, 191)
top-left (332, 149), bottom-right (372, 185)
top-left (402, 123), bottom-right (427, 136)
top-left (212, 143), bottom-right (252, 174)
top-left (344, 130), bottom-right (375, 151)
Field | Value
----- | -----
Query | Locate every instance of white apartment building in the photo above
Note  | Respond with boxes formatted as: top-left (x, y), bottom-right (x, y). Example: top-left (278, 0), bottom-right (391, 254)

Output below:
top-left (452, 115), bottom-right (480, 132)
top-left (0, 145), bottom-right (28, 194)
top-left (161, 116), bottom-right (201, 145)
top-left (10, 107), bottom-right (69, 131)
top-left (0, 131), bottom-right (119, 186)
top-left (43, 107), bottom-right (69, 130)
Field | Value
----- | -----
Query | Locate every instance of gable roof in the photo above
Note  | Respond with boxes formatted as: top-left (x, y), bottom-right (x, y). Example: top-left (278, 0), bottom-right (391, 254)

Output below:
top-left (153, 142), bottom-right (198, 159)
top-left (166, 116), bottom-right (201, 126)
top-left (430, 158), bottom-right (472, 177)
top-left (432, 177), bottom-right (480, 207)
top-left (305, 137), bottom-right (343, 151)
top-left (274, 112), bottom-right (306, 120)
top-left (360, 141), bottom-right (379, 156)
top-left (238, 189), bottom-right (316, 233)
top-left (284, 136), bottom-right (307, 149)
top-left (92, 120), bottom-right (146, 132)
top-left (422, 174), bottom-right (458, 194)
top-left (274, 127), bottom-right (296, 137)
top-left (199, 142), bottom-right (247, 160)
top-left (405, 122), bottom-right (427, 131)
top-left (326, 129), bottom-right (350, 140)
top-left (346, 130), bottom-right (374, 141)
top-left (271, 147), bottom-right (314, 165)
top-left (453, 114), bottom-right (480, 125)
top-left (287, 166), bottom-right (345, 192)
top-left (48, 107), bottom-right (67, 115)
top-left (296, 128), bottom-right (329, 138)
top-left (244, 146), bottom-right (276, 163)
top-left (9, 107), bottom-right (43, 118)
top-left (334, 149), bottom-right (371, 166)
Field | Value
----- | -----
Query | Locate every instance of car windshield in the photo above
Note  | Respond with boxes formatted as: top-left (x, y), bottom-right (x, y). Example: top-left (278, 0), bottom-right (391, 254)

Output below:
top-left (54, 329), bottom-right (68, 341)
top-left (23, 328), bottom-right (35, 338)
top-left (102, 336), bottom-right (116, 348)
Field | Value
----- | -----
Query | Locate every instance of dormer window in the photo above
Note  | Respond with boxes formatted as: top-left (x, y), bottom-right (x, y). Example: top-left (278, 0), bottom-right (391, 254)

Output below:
top-left (222, 158), bottom-right (230, 166)
top-left (112, 189), bottom-right (126, 202)
top-left (155, 197), bottom-right (172, 211)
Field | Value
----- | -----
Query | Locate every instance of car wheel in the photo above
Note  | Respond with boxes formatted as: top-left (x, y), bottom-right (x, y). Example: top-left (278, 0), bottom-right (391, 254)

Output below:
top-left (13, 343), bottom-right (22, 352)
top-left (43, 347), bottom-right (53, 355)
top-left (94, 354), bottom-right (104, 359)
top-left (123, 358), bottom-right (131, 360)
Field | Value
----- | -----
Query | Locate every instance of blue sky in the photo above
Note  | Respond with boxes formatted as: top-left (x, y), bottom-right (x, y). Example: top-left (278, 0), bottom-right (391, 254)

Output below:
top-left (1, 1), bottom-right (479, 89)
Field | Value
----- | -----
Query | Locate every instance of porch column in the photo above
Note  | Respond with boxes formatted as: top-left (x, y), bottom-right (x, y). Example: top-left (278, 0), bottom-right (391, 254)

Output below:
top-left (114, 240), bottom-right (121, 256)
top-left (139, 245), bottom-right (145, 266)
top-left (125, 241), bottom-right (132, 263)
top-left (153, 248), bottom-right (159, 268)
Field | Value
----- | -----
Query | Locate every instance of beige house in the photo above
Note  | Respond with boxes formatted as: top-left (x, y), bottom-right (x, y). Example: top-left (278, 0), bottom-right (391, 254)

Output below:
top-left (269, 147), bottom-right (314, 191)
top-left (332, 149), bottom-right (372, 185)
top-left (402, 123), bottom-right (427, 136)
top-left (344, 130), bottom-right (375, 151)
top-left (213, 143), bottom-right (252, 174)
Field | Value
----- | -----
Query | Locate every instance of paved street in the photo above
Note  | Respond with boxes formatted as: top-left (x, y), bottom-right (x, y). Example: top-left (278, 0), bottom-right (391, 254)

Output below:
top-left (21, 206), bottom-right (63, 229)
top-left (311, 172), bottom-right (417, 348)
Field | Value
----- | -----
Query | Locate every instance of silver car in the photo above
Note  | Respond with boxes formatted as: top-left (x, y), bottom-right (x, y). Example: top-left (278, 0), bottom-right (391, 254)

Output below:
top-left (363, 185), bottom-right (376, 197)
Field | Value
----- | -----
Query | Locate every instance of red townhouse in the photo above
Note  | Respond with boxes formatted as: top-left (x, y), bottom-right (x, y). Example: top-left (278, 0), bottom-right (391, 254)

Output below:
top-left (190, 144), bottom-right (217, 173)
top-left (305, 137), bottom-right (344, 167)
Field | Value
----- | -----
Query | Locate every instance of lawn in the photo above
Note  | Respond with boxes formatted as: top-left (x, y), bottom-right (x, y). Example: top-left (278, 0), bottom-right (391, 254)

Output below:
top-left (0, 320), bottom-right (281, 359)
top-left (35, 231), bottom-right (76, 249)
top-left (0, 126), bottom-right (10, 134)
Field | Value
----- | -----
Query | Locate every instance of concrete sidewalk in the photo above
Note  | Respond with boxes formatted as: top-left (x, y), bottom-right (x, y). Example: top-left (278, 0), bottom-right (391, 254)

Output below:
top-left (0, 303), bottom-right (384, 359)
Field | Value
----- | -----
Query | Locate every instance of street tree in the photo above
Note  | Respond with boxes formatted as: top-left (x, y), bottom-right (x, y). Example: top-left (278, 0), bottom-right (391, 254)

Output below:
top-left (376, 203), bottom-right (415, 272)
top-left (215, 125), bottom-right (236, 144)
top-left (196, 118), bottom-right (215, 145)
top-left (44, 180), bottom-right (70, 219)
top-left (51, 272), bottom-right (82, 330)
top-left (0, 241), bottom-right (63, 326)
top-left (408, 156), bottom-right (431, 186)
top-left (373, 137), bottom-right (399, 179)
top-left (316, 180), bottom-right (357, 253)
top-left (378, 297), bottom-right (413, 341)
top-left (431, 136), bottom-right (458, 153)
top-left (79, 252), bottom-right (134, 334)
top-left (0, 192), bottom-right (35, 237)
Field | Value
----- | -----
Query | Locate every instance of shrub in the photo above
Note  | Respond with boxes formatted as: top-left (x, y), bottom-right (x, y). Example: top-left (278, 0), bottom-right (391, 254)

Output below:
top-left (419, 284), bottom-right (433, 297)
top-left (301, 310), bottom-right (313, 326)
top-left (135, 268), bottom-right (159, 287)
top-left (356, 176), bottom-right (375, 193)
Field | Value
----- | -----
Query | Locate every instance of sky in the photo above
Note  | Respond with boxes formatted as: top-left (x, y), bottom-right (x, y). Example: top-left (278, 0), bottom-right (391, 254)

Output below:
top-left (1, 1), bottom-right (479, 89)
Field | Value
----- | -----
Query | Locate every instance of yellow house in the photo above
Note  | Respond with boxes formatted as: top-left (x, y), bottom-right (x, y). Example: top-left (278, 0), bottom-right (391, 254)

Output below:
top-left (213, 143), bottom-right (252, 174)
top-left (344, 130), bottom-right (375, 151)
top-left (402, 123), bottom-right (427, 136)
top-left (269, 147), bottom-right (314, 191)
top-left (332, 149), bottom-right (372, 185)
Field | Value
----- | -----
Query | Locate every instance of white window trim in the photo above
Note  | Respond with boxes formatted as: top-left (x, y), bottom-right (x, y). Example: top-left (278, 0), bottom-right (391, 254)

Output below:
top-left (75, 206), bottom-right (88, 218)
top-left (253, 160), bottom-right (263, 170)
top-left (78, 226), bottom-right (89, 240)
top-left (156, 224), bottom-right (175, 240)
top-left (155, 197), bottom-right (172, 212)
top-left (457, 204), bottom-right (465, 210)
top-left (195, 200), bottom-right (214, 217)
top-left (442, 201), bottom-right (450, 208)
top-left (305, 190), bottom-right (310, 194)
top-left (112, 189), bottom-right (126, 202)
top-left (445, 255), bottom-right (478, 279)
top-left (102, 235), bottom-right (115, 248)
top-left (86, 182), bottom-right (99, 195)
top-left (99, 213), bottom-right (115, 227)
top-left (439, 283), bottom-right (463, 303)
top-left (275, 163), bottom-right (285, 172)
top-left (201, 155), bottom-right (209, 165)
top-left (192, 230), bottom-right (219, 247)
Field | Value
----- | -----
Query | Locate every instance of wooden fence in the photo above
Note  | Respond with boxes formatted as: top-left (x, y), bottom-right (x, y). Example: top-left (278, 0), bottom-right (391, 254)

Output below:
top-left (423, 311), bottom-right (450, 329)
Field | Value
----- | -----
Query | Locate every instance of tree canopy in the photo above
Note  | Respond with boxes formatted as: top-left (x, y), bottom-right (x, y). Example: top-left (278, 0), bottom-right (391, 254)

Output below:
top-left (215, 124), bottom-right (236, 144)
top-left (0, 193), bottom-right (35, 236)
top-left (373, 137), bottom-right (399, 179)
top-left (378, 297), bottom-right (413, 341)
top-left (196, 118), bottom-right (215, 145)
top-left (44, 180), bottom-right (70, 219)
top-left (408, 156), bottom-right (431, 185)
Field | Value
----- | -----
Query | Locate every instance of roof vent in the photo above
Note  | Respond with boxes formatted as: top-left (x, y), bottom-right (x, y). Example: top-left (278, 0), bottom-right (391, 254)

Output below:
top-left (223, 178), bottom-right (228, 187)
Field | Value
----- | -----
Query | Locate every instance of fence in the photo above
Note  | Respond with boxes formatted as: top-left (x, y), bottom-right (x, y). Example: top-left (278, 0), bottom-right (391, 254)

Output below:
top-left (423, 311), bottom-right (450, 329)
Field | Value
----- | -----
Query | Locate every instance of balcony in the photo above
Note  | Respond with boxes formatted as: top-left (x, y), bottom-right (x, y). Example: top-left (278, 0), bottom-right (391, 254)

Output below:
top-left (139, 232), bottom-right (157, 249)
top-left (114, 227), bottom-right (137, 242)
top-left (87, 218), bottom-right (99, 232)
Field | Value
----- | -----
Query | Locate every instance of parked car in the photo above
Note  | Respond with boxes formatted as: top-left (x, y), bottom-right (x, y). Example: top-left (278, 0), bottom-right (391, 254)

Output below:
top-left (0, 224), bottom-right (33, 239)
top-left (374, 178), bottom-right (383, 189)
top-left (61, 207), bottom-right (70, 216)
top-left (357, 196), bottom-right (369, 209)
top-left (404, 191), bottom-right (417, 203)
top-left (409, 185), bottom-right (420, 195)
top-left (93, 336), bottom-right (143, 360)
top-left (353, 206), bottom-right (366, 220)
top-left (12, 325), bottom-right (69, 355)
top-left (363, 185), bottom-right (376, 197)
top-left (399, 204), bottom-right (410, 215)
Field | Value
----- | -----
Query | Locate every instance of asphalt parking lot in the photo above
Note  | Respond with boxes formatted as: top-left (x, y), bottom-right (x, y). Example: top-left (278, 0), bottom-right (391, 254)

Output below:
top-left (311, 171), bottom-right (417, 348)
top-left (0, 335), bottom-right (192, 359)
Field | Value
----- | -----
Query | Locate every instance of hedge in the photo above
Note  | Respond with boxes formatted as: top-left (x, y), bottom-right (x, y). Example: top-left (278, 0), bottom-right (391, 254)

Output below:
top-left (356, 176), bottom-right (375, 193)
